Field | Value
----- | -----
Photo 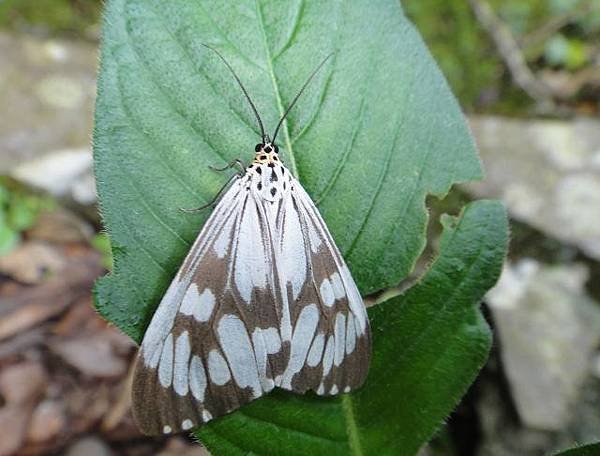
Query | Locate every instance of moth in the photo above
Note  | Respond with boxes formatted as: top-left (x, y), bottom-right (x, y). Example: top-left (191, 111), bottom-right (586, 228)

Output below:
top-left (132, 45), bottom-right (371, 436)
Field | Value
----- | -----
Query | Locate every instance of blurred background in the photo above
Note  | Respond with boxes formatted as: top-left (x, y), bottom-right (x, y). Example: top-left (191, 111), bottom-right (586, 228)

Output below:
top-left (0, 1), bottom-right (598, 455)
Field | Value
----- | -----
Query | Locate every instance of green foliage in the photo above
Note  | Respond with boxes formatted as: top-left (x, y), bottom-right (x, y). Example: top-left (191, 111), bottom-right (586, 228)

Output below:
top-left (0, 178), bottom-right (53, 255)
top-left (403, 0), bottom-right (501, 110)
top-left (554, 442), bottom-right (600, 456)
top-left (91, 233), bottom-right (114, 270)
top-left (93, 0), bottom-right (508, 453)
top-left (0, 0), bottom-right (101, 35)
top-left (545, 34), bottom-right (589, 70)
top-left (404, 0), bottom-right (599, 110)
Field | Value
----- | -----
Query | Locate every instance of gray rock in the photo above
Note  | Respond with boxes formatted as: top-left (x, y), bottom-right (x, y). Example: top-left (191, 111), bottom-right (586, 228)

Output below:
top-left (476, 365), bottom-right (562, 456)
top-left (66, 437), bottom-right (112, 456)
top-left (11, 147), bottom-right (96, 204)
top-left (486, 259), bottom-right (600, 431)
top-left (476, 365), bottom-right (600, 456)
top-left (0, 33), bottom-right (97, 204)
top-left (466, 115), bottom-right (600, 260)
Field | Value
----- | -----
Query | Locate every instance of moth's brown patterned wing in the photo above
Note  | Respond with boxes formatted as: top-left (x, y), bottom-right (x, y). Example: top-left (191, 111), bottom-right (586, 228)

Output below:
top-left (132, 165), bottom-right (371, 436)
top-left (275, 180), bottom-right (372, 396)
top-left (132, 180), bottom-right (289, 436)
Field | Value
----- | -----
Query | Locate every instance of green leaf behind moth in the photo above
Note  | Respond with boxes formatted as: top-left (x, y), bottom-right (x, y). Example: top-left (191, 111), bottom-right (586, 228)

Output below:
top-left (93, 0), bottom-right (508, 454)
top-left (93, 0), bottom-right (483, 342)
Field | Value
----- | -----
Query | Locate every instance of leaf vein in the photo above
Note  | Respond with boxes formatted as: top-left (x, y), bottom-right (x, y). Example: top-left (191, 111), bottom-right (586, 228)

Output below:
top-left (289, 54), bottom-right (336, 148)
top-left (345, 112), bottom-right (401, 258)
top-left (108, 148), bottom-right (190, 255)
top-left (272, 0), bottom-right (305, 60)
top-left (315, 96), bottom-right (366, 205)
top-left (126, 175), bottom-right (190, 247)
top-left (125, 0), bottom-right (227, 162)
top-left (195, 1), bottom-right (263, 70)
top-left (377, 135), bottom-right (433, 265)
top-left (113, 60), bottom-right (209, 207)
top-left (192, 2), bottom-right (269, 136)
top-left (341, 395), bottom-right (364, 456)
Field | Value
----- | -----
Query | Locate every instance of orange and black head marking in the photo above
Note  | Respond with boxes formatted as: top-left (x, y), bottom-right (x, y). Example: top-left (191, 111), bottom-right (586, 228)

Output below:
top-left (253, 142), bottom-right (281, 166)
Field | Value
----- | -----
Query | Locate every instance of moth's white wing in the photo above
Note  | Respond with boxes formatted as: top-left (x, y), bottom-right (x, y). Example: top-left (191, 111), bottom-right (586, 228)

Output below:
top-left (132, 178), bottom-right (288, 436)
top-left (132, 163), bottom-right (372, 436)
top-left (274, 178), bottom-right (371, 396)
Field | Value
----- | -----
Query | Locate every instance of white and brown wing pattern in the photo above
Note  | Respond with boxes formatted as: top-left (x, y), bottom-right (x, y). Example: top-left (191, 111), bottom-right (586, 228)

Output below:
top-left (132, 154), bottom-right (371, 436)
top-left (132, 172), bottom-right (288, 436)
top-left (274, 177), bottom-right (371, 397)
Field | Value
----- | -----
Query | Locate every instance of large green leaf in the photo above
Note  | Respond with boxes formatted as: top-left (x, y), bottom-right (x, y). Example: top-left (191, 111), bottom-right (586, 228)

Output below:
top-left (93, 0), bottom-right (482, 340)
top-left (93, 0), bottom-right (506, 454)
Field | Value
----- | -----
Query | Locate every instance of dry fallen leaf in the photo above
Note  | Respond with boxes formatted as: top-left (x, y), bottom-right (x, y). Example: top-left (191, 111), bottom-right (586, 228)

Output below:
top-left (27, 400), bottom-right (66, 444)
top-left (0, 362), bottom-right (47, 404)
top-left (0, 241), bottom-right (66, 284)
top-left (51, 335), bottom-right (127, 379)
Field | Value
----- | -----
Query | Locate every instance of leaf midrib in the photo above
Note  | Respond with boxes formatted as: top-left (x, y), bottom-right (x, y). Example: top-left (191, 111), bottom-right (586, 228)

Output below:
top-left (342, 395), bottom-right (364, 456)
top-left (255, 0), bottom-right (299, 178)
top-left (227, 6), bottom-right (360, 451)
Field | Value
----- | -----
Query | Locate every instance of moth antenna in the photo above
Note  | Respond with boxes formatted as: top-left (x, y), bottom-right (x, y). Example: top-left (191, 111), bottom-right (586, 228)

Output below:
top-left (201, 44), bottom-right (267, 143)
top-left (271, 52), bottom-right (334, 144)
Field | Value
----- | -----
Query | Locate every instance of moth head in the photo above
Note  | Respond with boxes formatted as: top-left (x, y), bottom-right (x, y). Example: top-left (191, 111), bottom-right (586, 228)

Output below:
top-left (254, 142), bottom-right (280, 164)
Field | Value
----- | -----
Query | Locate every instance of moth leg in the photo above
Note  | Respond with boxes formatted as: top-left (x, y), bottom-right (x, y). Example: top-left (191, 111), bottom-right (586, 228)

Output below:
top-left (180, 173), bottom-right (240, 213)
top-left (209, 159), bottom-right (246, 175)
